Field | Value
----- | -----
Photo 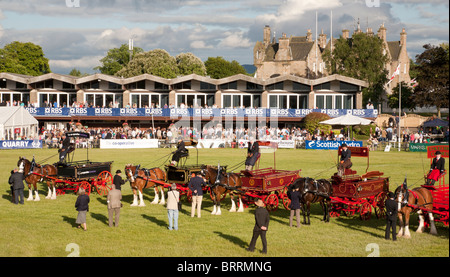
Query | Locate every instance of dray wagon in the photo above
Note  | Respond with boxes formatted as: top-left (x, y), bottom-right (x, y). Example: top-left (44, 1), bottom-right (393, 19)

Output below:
top-left (329, 146), bottom-right (389, 220)
top-left (239, 141), bottom-right (301, 212)
top-left (34, 132), bottom-right (114, 196)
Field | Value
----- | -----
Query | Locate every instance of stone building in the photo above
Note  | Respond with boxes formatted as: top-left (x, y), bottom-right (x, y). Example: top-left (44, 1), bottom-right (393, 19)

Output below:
top-left (253, 24), bottom-right (411, 99)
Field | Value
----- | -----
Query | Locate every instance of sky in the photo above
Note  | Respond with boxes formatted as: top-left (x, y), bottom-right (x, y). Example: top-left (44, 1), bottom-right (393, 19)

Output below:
top-left (0, 0), bottom-right (448, 75)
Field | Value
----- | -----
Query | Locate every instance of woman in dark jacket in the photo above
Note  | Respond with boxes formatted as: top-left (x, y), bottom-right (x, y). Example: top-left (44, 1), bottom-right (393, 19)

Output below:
top-left (287, 186), bottom-right (301, 228)
top-left (75, 187), bottom-right (90, 231)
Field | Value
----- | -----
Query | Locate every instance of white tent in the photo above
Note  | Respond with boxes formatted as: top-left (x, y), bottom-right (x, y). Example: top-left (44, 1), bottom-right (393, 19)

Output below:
top-left (320, 113), bottom-right (373, 140)
top-left (0, 107), bottom-right (39, 140)
top-left (319, 113), bottom-right (373, 126)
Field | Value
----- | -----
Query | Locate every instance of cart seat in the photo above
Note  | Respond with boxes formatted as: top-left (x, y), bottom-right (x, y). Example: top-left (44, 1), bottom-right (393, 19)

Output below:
top-left (344, 169), bottom-right (357, 175)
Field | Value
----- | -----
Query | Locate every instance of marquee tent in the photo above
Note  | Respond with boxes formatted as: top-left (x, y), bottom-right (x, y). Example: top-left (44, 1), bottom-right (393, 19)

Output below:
top-left (319, 113), bottom-right (373, 139)
top-left (0, 107), bottom-right (39, 140)
top-left (423, 118), bottom-right (449, 128)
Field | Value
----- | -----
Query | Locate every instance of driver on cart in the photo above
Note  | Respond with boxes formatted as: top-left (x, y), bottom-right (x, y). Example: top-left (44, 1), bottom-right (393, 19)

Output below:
top-left (58, 134), bottom-right (73, 164)
top-left (426, 151), bottom-right (445, 186)
top-left (337, 143), bottom-right (352, 177)
top-left (170, 138), bottom-right (187, 166)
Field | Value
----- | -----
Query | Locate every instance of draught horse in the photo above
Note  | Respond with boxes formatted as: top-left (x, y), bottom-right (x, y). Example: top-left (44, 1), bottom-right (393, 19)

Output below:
top-left (394, 184), bottom-right (437, 238)
top-left (290, 177), bottom-right (333, 224)
top-left (125, 164), bottom-right (166, 207)
top-left (17, 157), bottom-right (57, 201)
top-left (201, 165), bottom-right (244, 215)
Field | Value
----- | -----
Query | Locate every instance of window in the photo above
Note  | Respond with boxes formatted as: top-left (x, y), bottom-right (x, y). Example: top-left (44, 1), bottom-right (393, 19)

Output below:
top-left (339, 82), bottom-right (358, 92)
top-left (173, 81), bottom-right (191, 90)
top-left (344, 95), bottom-right (352, 109)
top-left (253, 95), bottom-right (261, 108)
top-left (335, 95), bottom-right (343, 109)
top-left (315, 94), bottom-right (353, 109)
top-left (200, 82), bottom-right (216, 91)
top-left (269, 95), bottom-right (278, 108)
top-left (155, 82), bottom-right (169, 90)
top-left (246, 82), bottom-right (263, 91)
top-left (223, 95), bottom-right (232, 108)
top-left (222, 94), bottom-right (255, 108)
top-left (85, 93), bottom-right (119, 108)
top-left (108, 82), bottom-right (122, 90)
top-left (313, 82), bottom-right (331, 91)
top-left (299, 95), bottom-right (307, 109)
top-left (316, 95), bottom-right (324, 109)
top-left (219, 81), bottom-right (237, 90)
top-left (289, 95), bottom-right (297, 109)
top-left (292, 82), bottom-right (310, 92)
top-left (266, 82), bottom-right (284, 91)
top-left (62, 82), bottom-right (75, 90)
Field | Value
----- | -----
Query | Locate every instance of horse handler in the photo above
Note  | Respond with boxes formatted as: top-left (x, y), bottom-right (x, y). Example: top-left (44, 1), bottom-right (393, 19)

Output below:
top-left (246, 198), bottom-right (270, 254)
top-left (384, 192), bottom-right (398, 241)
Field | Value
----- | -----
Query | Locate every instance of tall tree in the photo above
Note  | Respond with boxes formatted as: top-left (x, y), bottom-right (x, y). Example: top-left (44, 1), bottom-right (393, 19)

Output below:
top-left (176, 53), bottom-right (207, 76)
top-left (388, 82), bottom-right (415, 112)
top-left (95, 44), bottom-right (144, 75)
top-left (0, 41), bottom-right (51, 76)
top-left (322, 32), bottom-right (389, 106)
top-left (115, 49), bottom-right (179, 79)
top-left (413, 44), bottom-right (449, 118)
top-left (204, 57), bottom-right (248, 79)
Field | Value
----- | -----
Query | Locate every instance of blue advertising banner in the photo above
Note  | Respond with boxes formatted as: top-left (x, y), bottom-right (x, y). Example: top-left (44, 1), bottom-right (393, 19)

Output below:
top-left (25, 107), bottom-right (378, 118)
top-left (305, 140), bottom-right (363, 150)
top-left (0, 140), bottom-right (43, 150)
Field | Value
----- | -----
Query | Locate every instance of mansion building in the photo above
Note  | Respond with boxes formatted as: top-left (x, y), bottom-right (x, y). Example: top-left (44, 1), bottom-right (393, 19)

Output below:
top-left (253, 24), bottom-right (411, 100)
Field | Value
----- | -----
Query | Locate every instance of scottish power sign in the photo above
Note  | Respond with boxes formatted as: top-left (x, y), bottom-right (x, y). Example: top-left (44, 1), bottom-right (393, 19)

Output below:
top-left (305, 140), bottom-right (363, 150)
top-left (0, 140), bottom-right (43, 150)
top-left (26, 108), bottom-right (378, 118)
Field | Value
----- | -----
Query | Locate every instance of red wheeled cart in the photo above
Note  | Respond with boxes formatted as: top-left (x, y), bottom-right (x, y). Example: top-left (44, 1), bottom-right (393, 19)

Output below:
top-left (329, 147), bottom-right (390, 220)
top-left (239, 141), bottom-right (301, 212)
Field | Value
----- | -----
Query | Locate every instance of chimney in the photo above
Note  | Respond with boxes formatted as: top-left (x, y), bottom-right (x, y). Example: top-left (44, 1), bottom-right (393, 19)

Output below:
top-left (263, 25), bottom-right (271, 46)
top-left (319, 29), bottom-right (327, 49)
top-left (400, 28), bottom-right (407, 46)
top-left (342, 29), bottom-right (349, 39)
top-left (367, 27), bottom-right (374, 37)
top-left (275, 33), bottom-right (291, 61)
top-left (306, 29), bottom-right (313, 42)
top-left (377, 23), bottom-right (387, 42)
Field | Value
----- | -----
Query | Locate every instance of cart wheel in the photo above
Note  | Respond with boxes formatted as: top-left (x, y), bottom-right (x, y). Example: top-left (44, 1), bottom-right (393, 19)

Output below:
top-left (281, 186), bottom-right (291, 210)
top-left (79, 181), bottom-right (91, 196)
top-left (374, 192), bottom-right (387, 219)
top-left (96, 171), bottom-right (113, 196)
top-left (265, 193), bottom-right (279, 212)
top-left (359, 202), bottom-right (372, 220)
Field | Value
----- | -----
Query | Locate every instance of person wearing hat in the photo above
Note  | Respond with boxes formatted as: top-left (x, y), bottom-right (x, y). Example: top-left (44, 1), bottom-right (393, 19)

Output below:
top-left (166, 183), bottom-right (180, 230)
top-left (337, 143), bottom-right (352, 177)
top-left (426, 151), bottom-right (445, 186)
top-left (113, 170), bottom-right (125, 191)
top-left (188, 172), bottom-right (206, 218)
top-left (246, 198), bottom-right (270, 254)
top-left (58, 134), bottom-right (72, 164)
top-left (384, 191), bottom-right (398, 241)
top-left (245, 138), bottom-right (259, 171)
top-left (170, 138), bottom-right (187, 166)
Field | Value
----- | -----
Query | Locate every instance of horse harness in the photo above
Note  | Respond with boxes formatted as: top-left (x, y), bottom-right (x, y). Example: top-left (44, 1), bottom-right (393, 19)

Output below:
top-left (131, 165), bottom-right (163, 189)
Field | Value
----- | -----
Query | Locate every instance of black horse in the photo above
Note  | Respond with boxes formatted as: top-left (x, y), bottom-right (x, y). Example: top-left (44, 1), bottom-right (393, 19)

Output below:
top-left (290, 177), bottom-right (333, 225)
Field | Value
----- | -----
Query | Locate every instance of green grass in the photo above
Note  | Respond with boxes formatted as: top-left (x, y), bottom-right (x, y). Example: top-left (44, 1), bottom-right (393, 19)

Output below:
top-left (0, 148), bottom-right (448, 257)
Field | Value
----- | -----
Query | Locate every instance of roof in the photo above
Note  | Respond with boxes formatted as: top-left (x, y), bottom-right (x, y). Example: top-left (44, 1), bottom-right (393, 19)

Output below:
top-left (0, 106), bottom-right (38, 127)
top-left (387, 41), bottom-right (401, 61)
top-left (264, 40), bottom-right (314, 62)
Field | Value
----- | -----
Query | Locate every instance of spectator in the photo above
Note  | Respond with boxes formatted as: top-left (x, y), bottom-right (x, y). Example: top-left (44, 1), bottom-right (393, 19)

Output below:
top-left (246, 198), bottom-right (270, 254)
top-left (75, 187), bottom-right (90, 231)
top-left (107, 184), bottom-right (122, 227)
top-left (188, 172), bottom-right (205, 218)
top-left (167, 183), bottom-right (180, 230)
top-left (287, 186), bottom-right (301, 228)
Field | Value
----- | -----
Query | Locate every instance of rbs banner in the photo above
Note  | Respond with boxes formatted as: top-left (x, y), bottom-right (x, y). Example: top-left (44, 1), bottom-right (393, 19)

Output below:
top-left (305, 140), bottom-right (363, 150)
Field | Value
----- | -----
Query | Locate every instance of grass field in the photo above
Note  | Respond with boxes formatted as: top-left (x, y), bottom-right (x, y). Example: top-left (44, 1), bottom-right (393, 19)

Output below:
top-left (0, 147), bottom-right (448, 257)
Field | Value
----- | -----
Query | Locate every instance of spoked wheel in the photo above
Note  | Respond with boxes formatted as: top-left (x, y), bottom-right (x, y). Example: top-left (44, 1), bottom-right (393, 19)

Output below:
top-left (78, 181), bottom-right (91, 196)
top-left (264, 193), bottom-right (279, 212)
top-left (281, 186), bottom-right (291, 210)
top-left (359, 202), bottom-right (372, 221)
top-left (96, 171), bottom-right (113, 196)
top-left (374, 192), bottom-right (387, 219)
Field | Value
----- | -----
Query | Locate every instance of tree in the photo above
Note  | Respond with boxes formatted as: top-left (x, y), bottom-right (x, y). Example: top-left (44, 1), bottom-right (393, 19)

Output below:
top-left (0, 41), bottom-right (51, 76)
top-left (413, 44), bottom-right (449, 118)
top-left (387, 82), bottom-right (415, 112)
top-left (176, 53), bottom-right (207, 76)
top-left (95, 44), bottom-right (144, 75)
top-left (115, 49), bottom-right (179, 79)
top-left (322, 32), bottom-right (389, 106)
top-left (69, 68), bottom-right (89, 77)
top-left (204, 57), bottom-right (248, 79)
top-left (303, 112), bottom-right (331, 134)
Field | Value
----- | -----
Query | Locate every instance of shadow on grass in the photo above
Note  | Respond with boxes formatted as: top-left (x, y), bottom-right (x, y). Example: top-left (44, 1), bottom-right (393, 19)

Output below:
top-left (142, 214), bottom-right (167, 229)
top-left (62, 215), bottom-right (77, 228)
top-left (214, 231), bottom-right (248, 249)
top-left (91, 212), bottom-right (109, 226)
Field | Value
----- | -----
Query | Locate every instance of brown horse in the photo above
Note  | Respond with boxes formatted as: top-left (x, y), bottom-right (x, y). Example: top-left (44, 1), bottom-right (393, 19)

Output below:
top-left (394, 184), bottom-right (437, 238)
top-left (124, 164), bottom-right (166, 207)
top-left (201, 165), bottom-right (243, 215)
top-left (17, 157), bottom-right (57, 201)
top-left (290, 177), bottom-right (333, 225)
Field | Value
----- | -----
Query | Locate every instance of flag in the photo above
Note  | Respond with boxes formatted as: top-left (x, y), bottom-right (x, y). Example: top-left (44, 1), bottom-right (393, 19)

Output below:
top-left (387, 64), bottom-right (401, 85)
top-left (410, 78), bottom-right (418, 88)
